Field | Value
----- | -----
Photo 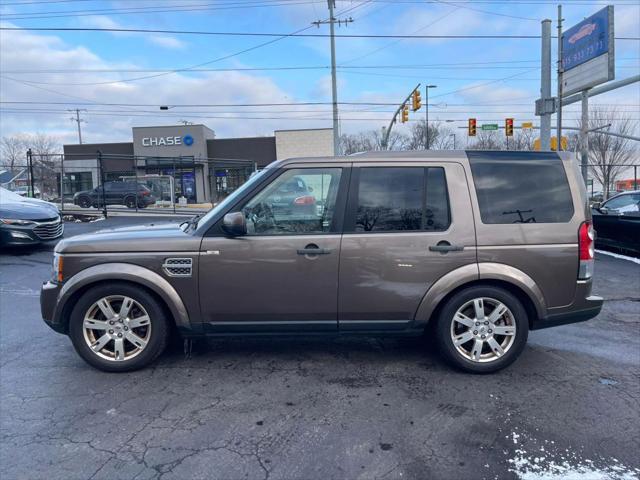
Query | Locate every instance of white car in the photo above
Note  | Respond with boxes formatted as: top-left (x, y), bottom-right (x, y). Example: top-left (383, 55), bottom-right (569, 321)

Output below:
top-left (0, 186), bottom-right (58, 211)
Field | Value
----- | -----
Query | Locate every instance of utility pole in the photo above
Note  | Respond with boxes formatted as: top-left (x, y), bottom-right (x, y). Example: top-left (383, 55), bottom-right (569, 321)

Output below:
top-left (313, 1), bottom-right (352, 156)
top-left (26, 148), bottom-right (34, 198)
top-left (580, 90), bottom-right (589, 185)
top-left (538, 19), bottom-right (552, 150)
top-left (69, 109), bottom-right (86, 144)
top-left (556, 5), bottom-right (563, 150)
top-left (425, 85), bottom-right (437, 149)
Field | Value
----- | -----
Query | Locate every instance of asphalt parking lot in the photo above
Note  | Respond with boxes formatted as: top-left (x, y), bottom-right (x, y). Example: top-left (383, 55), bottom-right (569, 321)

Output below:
top-left (1, 217), bottom-right (639, 480)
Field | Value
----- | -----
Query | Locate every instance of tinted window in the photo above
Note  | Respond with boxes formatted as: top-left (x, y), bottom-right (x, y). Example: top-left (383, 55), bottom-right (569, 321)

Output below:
top-left (468, 153), bottom-right (574, 224)
top-left (354, 167), bottom-right (450, 232)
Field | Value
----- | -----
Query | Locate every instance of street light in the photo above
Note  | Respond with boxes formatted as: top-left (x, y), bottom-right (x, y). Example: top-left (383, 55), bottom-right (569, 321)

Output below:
top-left (425, 85), bottom-right (437, 150)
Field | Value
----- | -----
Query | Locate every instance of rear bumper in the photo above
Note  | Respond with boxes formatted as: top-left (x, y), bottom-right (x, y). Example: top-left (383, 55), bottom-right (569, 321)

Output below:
top-left (532, 295), bottom-right (603, 330)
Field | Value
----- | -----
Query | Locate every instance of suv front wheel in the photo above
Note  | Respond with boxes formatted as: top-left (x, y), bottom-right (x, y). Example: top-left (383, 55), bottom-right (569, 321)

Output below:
top-left (68, 283), bottom-right (170, 372)
top-left (435, 286), bottom-right (529, 373)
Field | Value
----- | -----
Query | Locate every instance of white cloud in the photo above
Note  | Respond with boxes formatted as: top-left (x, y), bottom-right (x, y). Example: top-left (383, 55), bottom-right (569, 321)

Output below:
top-left (0, 25), bottom-right (346, 143)
top-left (79, 15), bottom-right (187, 50)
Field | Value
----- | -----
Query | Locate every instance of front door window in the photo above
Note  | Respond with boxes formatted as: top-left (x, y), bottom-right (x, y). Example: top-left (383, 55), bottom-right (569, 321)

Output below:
top-left (242, 168), bottom-right (342, 235)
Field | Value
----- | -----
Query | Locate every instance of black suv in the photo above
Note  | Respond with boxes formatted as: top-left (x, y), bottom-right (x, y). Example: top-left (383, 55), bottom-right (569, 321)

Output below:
top-left (73, 181), bottom-right (156, 209)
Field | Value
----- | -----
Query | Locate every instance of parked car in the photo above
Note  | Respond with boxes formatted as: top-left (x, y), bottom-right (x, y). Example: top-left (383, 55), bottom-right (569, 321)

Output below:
top-left (0, 187), bottom-right (63, 246)
top-left (592, 190), bottom-right (640, 255)
top-left (41, 151), bottom-right (602, 373)
top-left (73, 181), bottom-right (156, 209)
top-left (12, 185), bottom-right (41, 198)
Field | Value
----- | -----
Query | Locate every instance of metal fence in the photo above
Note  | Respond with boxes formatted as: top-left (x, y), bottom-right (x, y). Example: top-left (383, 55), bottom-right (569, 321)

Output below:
top-left (18, 151), bottom-right (256, 215)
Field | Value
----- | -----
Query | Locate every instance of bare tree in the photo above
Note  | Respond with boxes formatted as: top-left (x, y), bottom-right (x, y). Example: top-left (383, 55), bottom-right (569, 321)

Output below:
top-left (340, 130), bottom-right (408, 154)
top-left (502, 129), bottom-right (536, 151)
top-left (1, 134), bottom-right (28, 169)
top-left (20, 133), bottom-right (61, 198)
top-left (581, 108), bottom-right (637, 199)
top-left (407, 120), bottom-right (456, 150)
top-left (469, 130), bottom-right (501, 150)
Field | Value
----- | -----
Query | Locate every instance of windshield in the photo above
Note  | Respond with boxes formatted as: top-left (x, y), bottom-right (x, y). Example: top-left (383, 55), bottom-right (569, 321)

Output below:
top-left (195, 169), bottom-right (268, 230)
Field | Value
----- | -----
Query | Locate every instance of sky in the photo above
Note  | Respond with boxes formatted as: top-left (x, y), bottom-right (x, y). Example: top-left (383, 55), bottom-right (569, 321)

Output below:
top-left (0, 0), bottom-right (639, 147)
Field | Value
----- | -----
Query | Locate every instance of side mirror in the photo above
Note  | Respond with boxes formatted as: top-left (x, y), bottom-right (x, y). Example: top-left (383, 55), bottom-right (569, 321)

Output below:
top-left (222, 212), bottom-right (247, 236)
top-left (591, 202), bottom-right (601, 209)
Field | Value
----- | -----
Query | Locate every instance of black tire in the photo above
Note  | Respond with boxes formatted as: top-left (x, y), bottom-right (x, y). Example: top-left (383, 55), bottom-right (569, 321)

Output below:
top-left (124, 196), bottom-right (137, 209)
top-left (435, 286), bottom-right (529, 374)
top-left (68, 283), bottom-right (170, 372)
top-left (78, 196), bottom-right (92, 208)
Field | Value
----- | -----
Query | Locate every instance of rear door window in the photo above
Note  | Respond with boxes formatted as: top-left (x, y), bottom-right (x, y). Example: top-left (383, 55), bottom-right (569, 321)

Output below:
top-left (468, 152), bottom-right (574, 224)
top-left (349, 167), bottom-right (450, 232)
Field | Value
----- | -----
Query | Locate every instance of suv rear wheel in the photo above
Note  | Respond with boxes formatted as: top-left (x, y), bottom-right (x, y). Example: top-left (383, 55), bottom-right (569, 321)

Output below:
top-left (124, 196), bottom-right (137, 209)
top-left (435, 286), bottom-right (528, 373)
top-left (78, 196), bottom-right (91, 208)
top-left (68, 283), bottom-right (169, 372)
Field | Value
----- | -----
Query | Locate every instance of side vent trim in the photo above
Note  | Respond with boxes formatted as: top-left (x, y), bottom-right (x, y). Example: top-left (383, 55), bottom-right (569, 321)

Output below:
top-left (162, 258), bottom-right (193, 277)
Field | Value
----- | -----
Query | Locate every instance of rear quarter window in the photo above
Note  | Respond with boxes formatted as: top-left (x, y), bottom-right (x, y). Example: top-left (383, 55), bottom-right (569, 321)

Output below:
top-left (468, 152), bottom-right (574, 224)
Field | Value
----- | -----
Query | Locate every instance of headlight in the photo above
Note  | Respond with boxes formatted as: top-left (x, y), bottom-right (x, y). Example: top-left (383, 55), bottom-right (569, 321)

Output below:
top-left (0, 218), bottom-right (35, 226)
top-left (52, 254), bottom-right (64, 283)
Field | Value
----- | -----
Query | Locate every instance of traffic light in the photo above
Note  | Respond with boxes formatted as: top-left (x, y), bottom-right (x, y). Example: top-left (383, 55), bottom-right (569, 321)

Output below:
top-left (468, 118), bottom-right (476, 136)
top-left (401, 105), bottom-right (409, 123)
top-left (412, 90), bottom-right (422, 111)
top-left (505, 118), bottom-right (514, 136)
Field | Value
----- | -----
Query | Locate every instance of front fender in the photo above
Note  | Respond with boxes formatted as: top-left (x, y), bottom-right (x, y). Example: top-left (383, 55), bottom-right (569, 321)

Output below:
top-left (53, 262), bottom-right (191, 331)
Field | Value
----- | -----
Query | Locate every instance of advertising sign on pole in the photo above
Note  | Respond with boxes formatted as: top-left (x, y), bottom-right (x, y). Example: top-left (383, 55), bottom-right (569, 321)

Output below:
top-left (561, 6), bottom-right (614, 96)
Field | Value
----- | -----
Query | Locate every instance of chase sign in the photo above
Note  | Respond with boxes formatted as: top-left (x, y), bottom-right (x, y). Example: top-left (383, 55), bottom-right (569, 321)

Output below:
top-left (141, 135), bottom-right (194, 147)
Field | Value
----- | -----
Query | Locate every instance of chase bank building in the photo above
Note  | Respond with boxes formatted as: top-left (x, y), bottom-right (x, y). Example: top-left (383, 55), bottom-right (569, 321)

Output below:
top-left (62, 124), bottom-right (333, 204)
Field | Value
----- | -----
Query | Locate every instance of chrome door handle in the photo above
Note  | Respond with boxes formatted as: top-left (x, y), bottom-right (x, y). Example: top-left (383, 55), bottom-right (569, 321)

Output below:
top-left (429, 242), bottom-right (464, 252)
top-left (297, 243), bottom-right (332, 255)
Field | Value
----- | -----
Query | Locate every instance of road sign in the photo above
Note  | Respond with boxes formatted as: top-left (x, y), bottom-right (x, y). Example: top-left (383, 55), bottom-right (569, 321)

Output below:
top-left (481, 124), bottom-right (498, 131)
top-left (522, 122), bottom-right (533, 129)
top-left (561, 6), bottom-right (614, 96)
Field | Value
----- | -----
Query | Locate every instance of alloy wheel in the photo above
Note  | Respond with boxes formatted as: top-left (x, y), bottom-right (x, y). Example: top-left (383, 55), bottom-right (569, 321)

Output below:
top-left (82, 295), bottom-right (152, 362)
top-left (450, 297), bottom-right (516, 363)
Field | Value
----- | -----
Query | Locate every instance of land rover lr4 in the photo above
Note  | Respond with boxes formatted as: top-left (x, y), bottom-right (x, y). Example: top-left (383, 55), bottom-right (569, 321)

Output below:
top-left (41, 151), bottom-right (603, 373)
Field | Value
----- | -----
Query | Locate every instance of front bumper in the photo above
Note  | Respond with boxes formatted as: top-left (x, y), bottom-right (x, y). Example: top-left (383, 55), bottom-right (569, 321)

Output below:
top-left (0, 220), bottom-right (63, 246)
top-left (41, 281), bottom-right (66, 334)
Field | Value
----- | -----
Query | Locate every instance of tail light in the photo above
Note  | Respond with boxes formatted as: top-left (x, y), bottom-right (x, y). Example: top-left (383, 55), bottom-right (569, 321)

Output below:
top-left (141, 190), bottom-right (150, 196)
top-left (578, 221), bottom-right (594, 279)
top-left (294, 195), bottom-right (316, 206)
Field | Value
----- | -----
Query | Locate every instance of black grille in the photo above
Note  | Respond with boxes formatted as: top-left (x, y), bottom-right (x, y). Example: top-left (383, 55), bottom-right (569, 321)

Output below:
top-left (33, 218), bottom-right (63, 240)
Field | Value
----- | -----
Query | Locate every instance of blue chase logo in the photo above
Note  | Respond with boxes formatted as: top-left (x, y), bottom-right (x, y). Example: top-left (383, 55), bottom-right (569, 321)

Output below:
top-left (183, 135), bottom-right (194, 146)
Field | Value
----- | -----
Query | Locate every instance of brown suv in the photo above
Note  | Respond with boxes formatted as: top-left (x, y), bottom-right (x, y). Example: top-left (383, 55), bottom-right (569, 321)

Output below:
top-left (41, 151), bottom-right (603, 373)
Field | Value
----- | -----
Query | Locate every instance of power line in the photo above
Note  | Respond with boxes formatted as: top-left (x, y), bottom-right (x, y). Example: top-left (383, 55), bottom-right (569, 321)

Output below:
top-left (0, 60), bottom-right (544, 73)
top-left (2, 27), bottom-right (637, 40)
top-left (1, 1), bottom-right (322, 20)
top-left (3, 109), bottom-right (638, 122)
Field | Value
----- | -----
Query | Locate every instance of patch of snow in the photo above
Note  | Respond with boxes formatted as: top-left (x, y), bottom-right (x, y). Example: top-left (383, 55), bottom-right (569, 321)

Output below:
top-left (596, 249), bottom-right (640, 265)
top-left (90, 216), bottom-right (106, 222)
top-left (507, 431), bottom-right (640, 480)
top-left (106, 408), bottom-right (116, 415)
